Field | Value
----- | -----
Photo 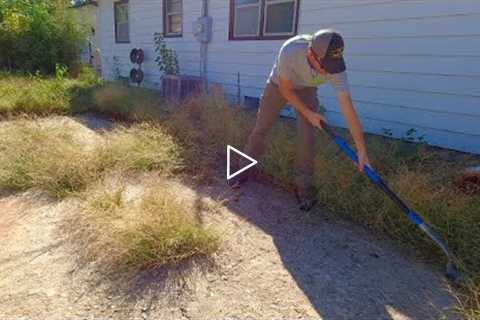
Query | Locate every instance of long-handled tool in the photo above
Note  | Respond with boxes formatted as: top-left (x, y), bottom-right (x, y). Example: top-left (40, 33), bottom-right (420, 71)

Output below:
top-left (319, 121), bottom-right (459, 281)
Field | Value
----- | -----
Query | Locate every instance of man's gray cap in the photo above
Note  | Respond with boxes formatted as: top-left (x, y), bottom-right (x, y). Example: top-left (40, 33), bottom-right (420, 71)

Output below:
top-left (310, 29), bottom-right (346, 74)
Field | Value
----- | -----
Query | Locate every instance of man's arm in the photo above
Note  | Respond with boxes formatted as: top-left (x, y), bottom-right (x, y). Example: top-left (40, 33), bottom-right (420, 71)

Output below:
top-left (278, 76), bottom-right (326, 128)
top-left (337, 92), bottom-right (370, 171)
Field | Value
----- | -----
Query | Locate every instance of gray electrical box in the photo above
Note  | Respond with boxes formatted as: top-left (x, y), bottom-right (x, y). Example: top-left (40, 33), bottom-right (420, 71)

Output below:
top-left (193, 16), bottom-right (212, 43)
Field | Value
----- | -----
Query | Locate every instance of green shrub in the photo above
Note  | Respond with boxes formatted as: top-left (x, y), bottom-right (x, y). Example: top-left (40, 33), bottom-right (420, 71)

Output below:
top-left (0, 0), bottom-right (85, 74)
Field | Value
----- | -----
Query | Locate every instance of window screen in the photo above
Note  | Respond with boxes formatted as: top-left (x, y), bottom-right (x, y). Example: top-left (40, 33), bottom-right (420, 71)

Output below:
top-left (114, 1), bottom-right (129, 43)
top-left (165, 0), bottom-right (182, 36)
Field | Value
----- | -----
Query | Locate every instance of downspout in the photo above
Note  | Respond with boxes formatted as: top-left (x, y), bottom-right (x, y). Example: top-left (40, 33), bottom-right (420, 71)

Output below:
top-left (200, 0), bottom-right (209, 91)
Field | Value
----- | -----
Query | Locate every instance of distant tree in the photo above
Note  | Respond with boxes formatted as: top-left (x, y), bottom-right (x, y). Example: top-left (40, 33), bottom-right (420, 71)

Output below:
top-left (0, 0), bottom-right (86, 74)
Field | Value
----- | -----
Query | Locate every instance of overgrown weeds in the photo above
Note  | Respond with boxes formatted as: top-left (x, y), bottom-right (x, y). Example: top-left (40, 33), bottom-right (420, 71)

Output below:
top-left (92, 84), bottom-right (164, 121)
top-left (164, 95), bottom-right (254, 180)
top-left (0, 120), bottom-right (100, 198)
top-left (96, 90), bottom-right (479, 282)
top-left (0, 120), bottom-right (185, 198)
top-left (0, 117), bottom-right (217, 272)
top-left (0, 67), bottom-right (100, 117)
top-left (163, 93), bottom-right (480, 318)
top-left (68, 181), bottom-right (219, 273)
top-left (1, 76), bottom-right (479, 316)
top-left (99, 124), bottom-right (185, 174)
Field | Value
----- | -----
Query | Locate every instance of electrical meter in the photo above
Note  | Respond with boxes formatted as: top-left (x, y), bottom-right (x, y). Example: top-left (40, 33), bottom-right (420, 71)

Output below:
top-left (193, 16), bottom-right (212, 43)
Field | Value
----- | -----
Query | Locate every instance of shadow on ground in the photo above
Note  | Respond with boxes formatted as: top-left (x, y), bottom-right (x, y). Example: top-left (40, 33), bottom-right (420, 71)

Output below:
top-left (192, 179), bottom-right (456, 320)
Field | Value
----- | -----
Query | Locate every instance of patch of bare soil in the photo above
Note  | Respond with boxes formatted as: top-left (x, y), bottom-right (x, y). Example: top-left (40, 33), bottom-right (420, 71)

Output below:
top-left (0, 116), bottom-right (457, 320)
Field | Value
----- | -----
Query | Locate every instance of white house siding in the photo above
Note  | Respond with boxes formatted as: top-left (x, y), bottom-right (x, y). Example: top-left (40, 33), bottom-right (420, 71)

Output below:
top-left (98, 0), bottom-right (480, 154)
top-left (98, 0), bottom-right (202, 88)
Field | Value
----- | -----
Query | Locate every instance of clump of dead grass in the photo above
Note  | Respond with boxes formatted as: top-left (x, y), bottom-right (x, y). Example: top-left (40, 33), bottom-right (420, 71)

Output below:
top-left (165, 94), bottom-right (254, 180)
top-left (93, 84), bottom-right (164, 121)
top-left (453, 278), bottom-right (480, 320)
top-left (98, 123), bottom-right (185, 174)
top-left (0, 120), bottom-right (186, 198)
top-left (0, 120), bottom-right (101, 198)
top-left (69, 181), bottom-right (219, 273)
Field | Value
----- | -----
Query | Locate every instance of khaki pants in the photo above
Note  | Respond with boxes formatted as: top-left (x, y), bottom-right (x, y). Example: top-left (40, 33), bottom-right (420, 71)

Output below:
top-left (244, 82), bottom-right (319, 192)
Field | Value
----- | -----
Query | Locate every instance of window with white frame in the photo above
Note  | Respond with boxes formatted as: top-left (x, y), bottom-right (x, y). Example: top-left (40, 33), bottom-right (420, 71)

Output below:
top-left (230, 0), bottom-right (299, 40)
top-left (114, 0), bottom-right (129, 43)
top-left (164, 0), bottom-right (182, 37)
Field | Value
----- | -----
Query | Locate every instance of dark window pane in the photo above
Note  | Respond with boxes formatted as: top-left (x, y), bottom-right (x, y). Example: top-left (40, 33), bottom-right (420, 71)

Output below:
top-left (265, 2), bottom-right (295, 34)
top-left (167, 0), bottom-right (182, 13)
top-left (234, 5), bottom-right (260, 36)
top-left (236, 0), bottom-right (259, 5)
top-left (115, 2), bottom-right (129, 42)
top-left (117, 23), bottom-right (129, 42)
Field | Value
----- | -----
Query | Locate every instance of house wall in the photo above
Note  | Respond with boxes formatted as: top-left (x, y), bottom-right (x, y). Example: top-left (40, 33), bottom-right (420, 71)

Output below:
top-left (98, 0), bottom-right (480, 154)
top-left (98, 0), bottom-right (201, 87)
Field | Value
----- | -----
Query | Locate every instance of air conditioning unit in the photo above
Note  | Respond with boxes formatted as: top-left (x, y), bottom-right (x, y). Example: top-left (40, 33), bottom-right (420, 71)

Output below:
top-left (161, 75), bottom-right (205, 101)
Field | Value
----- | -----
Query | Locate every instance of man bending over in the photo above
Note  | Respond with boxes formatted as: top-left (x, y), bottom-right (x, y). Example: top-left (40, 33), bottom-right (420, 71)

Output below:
top-left (233, 29), bottom-right (371, 211)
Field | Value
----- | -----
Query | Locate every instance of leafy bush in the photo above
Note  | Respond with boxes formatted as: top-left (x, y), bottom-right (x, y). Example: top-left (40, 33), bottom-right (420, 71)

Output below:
top-left (154, 33), bottom-right (179, 75)
top-left (0, 0), bottom-right (85, 74)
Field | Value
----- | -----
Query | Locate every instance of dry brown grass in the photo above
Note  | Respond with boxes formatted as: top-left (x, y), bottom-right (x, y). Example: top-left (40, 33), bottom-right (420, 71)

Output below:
top-left (0, 120), bottom-right (101, 198)
top-left (161, 93), bottom-right (480, 318)
top-left (93, 84), bottom-right (165, 121)
top-left (2, 77), bottom-right (479, 316)
top-left (0, 116), bottom-right (219, 272)
top-left (164, 94), bottom-right (254, 181)
top-left (67, 180), bottom-right (219, 273)
top-left (98, 123), bottom-right (185, 174)
top-left (0, 120), bottom-right (186, 198)
top-left (454, 279), bottom-right (480, 319)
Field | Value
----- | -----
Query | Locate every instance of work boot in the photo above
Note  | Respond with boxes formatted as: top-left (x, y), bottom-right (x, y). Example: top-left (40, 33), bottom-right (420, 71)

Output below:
top-left (295, 186), bottom-right (318, 211)
top-left (227, 169), bottom-right (250, 188)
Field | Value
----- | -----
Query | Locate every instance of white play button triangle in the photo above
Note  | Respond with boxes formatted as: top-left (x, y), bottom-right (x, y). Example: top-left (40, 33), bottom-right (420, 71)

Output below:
top-left (227, 145), bottom-right (258, 180)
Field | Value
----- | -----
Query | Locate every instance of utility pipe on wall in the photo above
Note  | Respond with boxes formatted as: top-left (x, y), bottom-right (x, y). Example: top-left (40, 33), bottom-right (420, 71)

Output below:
top-left (200, 0), bottom-right (209, 90)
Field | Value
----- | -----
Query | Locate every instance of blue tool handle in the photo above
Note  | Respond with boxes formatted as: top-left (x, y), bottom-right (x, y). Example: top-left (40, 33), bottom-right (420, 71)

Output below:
top-left (319, 121), bottom-right (459, 276)
top-left (333, 136), bottom-right (381, 184)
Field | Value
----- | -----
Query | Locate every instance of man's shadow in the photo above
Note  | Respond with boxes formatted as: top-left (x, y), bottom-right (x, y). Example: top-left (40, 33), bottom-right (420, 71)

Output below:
top-left (194, 179), bottom-right (456, 320)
